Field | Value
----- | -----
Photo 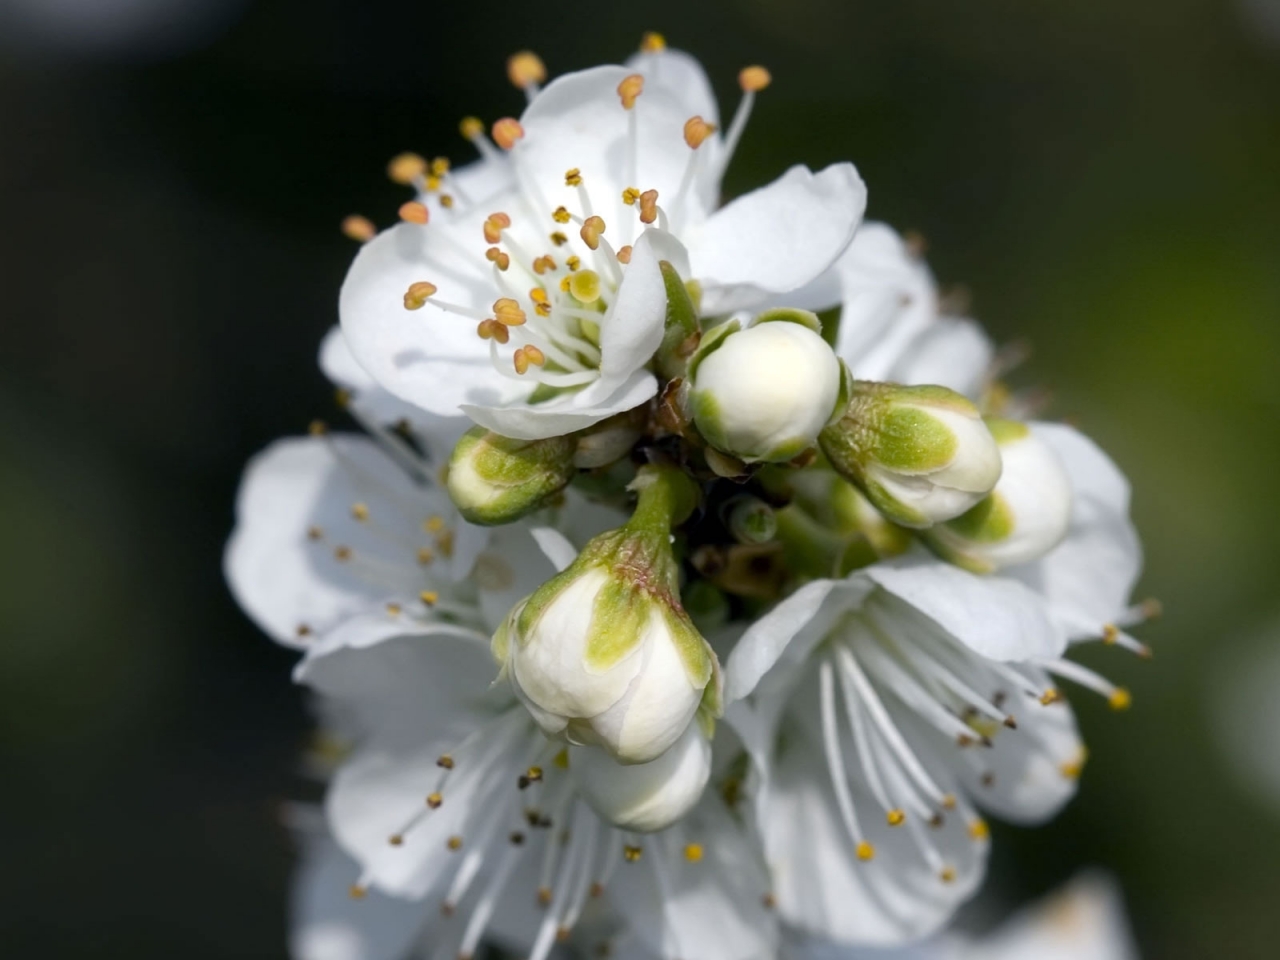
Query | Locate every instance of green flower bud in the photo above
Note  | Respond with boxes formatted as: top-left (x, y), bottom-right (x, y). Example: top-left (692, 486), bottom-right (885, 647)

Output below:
top-left (923, 419), bottom-right (1072, 572)
top-left (819, 382), bottom-right (1002, 528)
top-left (446, 426), bottom-right (576, 525)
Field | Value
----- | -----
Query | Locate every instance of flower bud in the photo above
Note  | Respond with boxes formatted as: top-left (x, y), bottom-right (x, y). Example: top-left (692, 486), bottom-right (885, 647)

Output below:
top-left (819, 382), bottom-right (1002, 528)
top-left (493, 465), bottom-right (721, 764)
top-left (923, 419), bottom-right (1072, 572)
top-left (687, 310), bottom-right (846, 464)
top-left (572, 722), bottom-right (711, 832)
top-left (446, 427), bottom-right (577, 525)
top-left (572, 408), bottom-right (645, 469)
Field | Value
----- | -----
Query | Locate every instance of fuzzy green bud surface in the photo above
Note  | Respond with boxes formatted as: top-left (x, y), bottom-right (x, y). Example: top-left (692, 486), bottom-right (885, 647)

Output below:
top-left (820, 382), bottom-right (1002, 528)
top-left (446, 426), bottom-right (576, 525)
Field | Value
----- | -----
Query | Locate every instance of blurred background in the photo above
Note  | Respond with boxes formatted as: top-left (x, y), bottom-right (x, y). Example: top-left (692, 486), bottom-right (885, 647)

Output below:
top-left (2, 0), bottom-right (1278, 956)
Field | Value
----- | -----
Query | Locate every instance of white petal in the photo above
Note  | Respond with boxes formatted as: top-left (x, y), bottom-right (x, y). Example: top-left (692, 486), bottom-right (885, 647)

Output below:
top-left (1006, 424), bottom-right (1142, 633)
top-left (462, 366), bottom-right (658, 441)
top-left (474, 522), bottom-right (561, 631)
top-left (224, 435), bottom-right (447, 647)
top-left (887, 317), bottom-right (995, 400)
top-left (687, 164), bottom-right (867, 315)
top-left (529, 526), bottom-right (578, 573)
top-left (339, 221), bottom-right (525, 417)
top-left (573, 723), bottom-right (711, 832)
top-left (597, 228), bottom-right (671, 390)
top-left (624, 47), bottom-right (720, 129)
top-left (864, 557), bottom-right (1067, 662)
top-left (289, 826), bottom-right (426, 960)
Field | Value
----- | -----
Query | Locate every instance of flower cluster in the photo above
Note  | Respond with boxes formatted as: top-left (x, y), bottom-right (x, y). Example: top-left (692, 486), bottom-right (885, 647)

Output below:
top-left (227, 34), bottom-right (1153, 960)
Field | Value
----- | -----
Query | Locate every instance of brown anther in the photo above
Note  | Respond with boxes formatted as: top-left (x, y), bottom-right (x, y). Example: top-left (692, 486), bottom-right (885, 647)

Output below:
top-left (739, 65), bottom-right (772, 92)
top-left (617, 73), bottom-right (644, 109)
top-left (981, 772), bottom-right (996, 787)
top-left (437, 754), bottom-right (454, 769)
top-left (441, 902), bottom-right (456, 918)
top-left (483, 212), bottom-right (512, 244)
top-left (683, 115), bottom-right (716, 149)
top-left (1141, 597), bottom-right (1164, 619)
top-left (334, 546), bottom-right (352, 562)
top-left (389, 834), bottom-right (404, 846)
top-left (427, 792), bottom-right (443, 808)
top-left (492, 118), bottom-right (524, 150)
top-left (348, 884), bottom-right (367, 900)
top-left (306, 526), bottom-right (323, 540)
top-left (537, 886), bottom-right (553, 906)
top-left (295, 624), bottom-right (312, 638)
top-left (385, 602), bottom-right (401, 617)
top-left (398, 201), bottom-right (430, 225)
top-left (589, 882), bottom-right (605, 898)
top-left (510, 831), bottom-right (526, 845)
top-left (564, 168), bottom-right (583, 187)
top-left (640, 31), bottom-right (666, 53)
top-left (622, 186), bottom-right (641, 206)
top-left (334, 388), bottom-right (353, 410)
top-left (403, 280), bottom-right (438, 310)
top-left (762, 892), bottom-right (777, 909)
top-left (1003, 715), bottom-right (1018, 729)
top-left (555, 926), bottom-right (571, 943)
top-left (447, 835), bottom-right (463, 851)
top-left (309, 419), bottom-right (328, 436)
top-left (430, 156), bottom-right (450, 177)
top-left (341, 214), bottom-right (376, 242)
top-left (580, 215), bottom-right (605, 250)
top-left (929, 813), bottom-right (945, 828)
top-left (940, 866), bottom-right (957, 884)
top-left (616, 245), bottom-right (633, 264)
top-left (622, 844), bottom-right (643, 862)
top-left (485, 246), bottom-right (511, 271)
top-left (416, 547), bottom-right (435, 566)
top-left (549, 231), bottom-right (568, 246)
top-left (639, 189), bottom-right (659, 224)
top-left (387, 152), bottom-right (427, 184)
top-left (524, 346), bottom-right (546, 367)
top-left (566, 255), bottom-right (581, 271)
top-left (440, 194), bottom-right (454, 209)
top-left (459, 116), bottom-right (484, 140)
top-left (507, 51), bottom-right (547, 89)
top-left (942, 794), bottom-right (957, 810)
top-left (493, 297), bottom-right (527, 326)
top-left (552, 205), bottom-right (572, 223)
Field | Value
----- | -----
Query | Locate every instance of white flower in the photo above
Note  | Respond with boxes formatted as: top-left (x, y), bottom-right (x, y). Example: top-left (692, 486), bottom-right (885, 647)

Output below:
top-left (688, 310), bottom-right (845, 463)
top-left (924, 420), bottom-right (1073, 574)
top-left (339, 48), bottom-right (866, 440)
top-left (786, 873), bottom-right (1137, 960)
top-left (820, 383), bottom-right (1003, 528)
top-left (495, 468), bottom-right (721, 764)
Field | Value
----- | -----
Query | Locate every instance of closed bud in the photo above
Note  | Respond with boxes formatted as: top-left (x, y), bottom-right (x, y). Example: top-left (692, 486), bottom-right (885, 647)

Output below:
top-left (572, 408), bottom-right (645, 469)
top-left (923, 419), bottom-right (1072, 572)
top-left (687, 309), bottom-right (846, 463)
top-left (819, 382), bottom-right (1002, 528)
top-left (446, 426), bottom-right (575, 525)
top-left (493, 465), bottom-right (721, 764)
top-left (572, 723), bottom-right (711, 832)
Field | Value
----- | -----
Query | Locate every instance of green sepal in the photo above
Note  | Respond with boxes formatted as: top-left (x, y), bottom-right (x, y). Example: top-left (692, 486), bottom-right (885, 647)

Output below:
top-left (446, 426), bottom-right (576, 526)
top-left (655, 260), bottom-right (701, 380)
top-left (752, 307), bottom-right (823, 335)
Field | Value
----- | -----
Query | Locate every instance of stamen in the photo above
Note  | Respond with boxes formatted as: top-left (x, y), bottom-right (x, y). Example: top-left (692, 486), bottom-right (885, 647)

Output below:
top-left (580, 216), bottom-right (606, 251)
top-left (457, 846), bottom-right (522, 960)
top-left (493, 298), bottom-right (527, 326)
top-left (616, 245), bottom-right (632, 264)
top-left (639, 31), bottom-right (666, 53)
top-left (819, 660), bottom-right (870, 852)
top-left (683, 116), bottom-right (716, 149)
top-left (1044, 658), bottom-right (1132, 710)
top-left (721, 65), bottom-right (771, 178)
top-left (639, 189), bottom-right (659, 225)
top-left (340, 215), bottom-right (376, 242)
top-left (387, 152), bottom-right (427, 185)
top-left (683, 843), bottom-right (704, 862)
top-left (403, 281), bottom-right (438, 310)
top-left (507, 51), bottom-right (546, 95)
top-left (398, 201), bottom-right (430, 225)
top-left (483, 212), bottom-right (512, 244)
top-left (616, 74), bottom-right (644, 110)
top-left (491, 118), bottom-right (524, 150)
top-left (485, 247), bottom-right (511, 271)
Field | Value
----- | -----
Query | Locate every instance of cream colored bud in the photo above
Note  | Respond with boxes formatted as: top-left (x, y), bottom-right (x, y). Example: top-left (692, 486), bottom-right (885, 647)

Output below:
top-left (446, 427), bottom-right (575, 525)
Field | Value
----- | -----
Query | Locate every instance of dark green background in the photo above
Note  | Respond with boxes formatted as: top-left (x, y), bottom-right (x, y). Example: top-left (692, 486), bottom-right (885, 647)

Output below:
top-left (2, 0), bottom-right (1278, 955)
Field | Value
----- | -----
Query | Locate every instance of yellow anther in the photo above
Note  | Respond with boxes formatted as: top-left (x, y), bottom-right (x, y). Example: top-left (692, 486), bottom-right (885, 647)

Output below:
top-left (403, 280), bottom-right (438, 310)
top-left (425, 516), bottom-right (446, 533)
top-left (481, 319), bottom-right (510, 343)
top-left (623, 845), bottom-right (643, 862)
top-left (459, 116), bottom-right (485, 140)
top-left (886, 809), bottom-right (906, 827)
top-left (683, 843), bottom-right (704, 863)
top-left (513, 349), bottom-right (531, 375)
top-left (334, 545), bottom-right (352, 561)
top-left (941, 794), bottom-right (957, 810)
top-left (553, 748), bottom-right (570, 769)
top-left (683, 115), bottom-right (716, 149)
top-left (348, 884), bottom-right (367, 900)
top-left (1141, 597), bottom-right (1164, 619)
top-left (424, 174), bottom-right (442, 192)
top-left (549, 231), bottom-right (568, 247)
top-left (507, 51), bottom-right (547, 89)
top-left (493, 297), bottom-right (527, 326)
top-left (435, 528), bottom-right (455, 557)
top-left (440, 194), bottom-right (454, 209)
top-left (536, 886), bottom-right (553, 906)
top-left (351, 502), bottom-right (369, 521)
top-left (639, 189), bottom-right (659, 224)
top-left (483, 212), bottom-right (512, 244)
top-left (640, 31), bottom-right (666, 52)
top-left (416, 547), bottom-right (435, 565)
top-left (385, 602), bottom-right (401, 616)
top-left (1039, 688), bottom-right (1061, 706)
top-left (430, 156), bottom-right (450, 177)
top-left (855, 841), bottom-right (875, 862)
top-left (569, 269), bottom-right (602, 304)
top-left (524, 345), bottom-right (546, 366)
top-left (307, 526), bottom-right (324, 540)
top-left (485, 246), bottom-right (511, 271)
top-left (526, 766), bottom-right (544, 783)
top-left (552, 205), bottom-right (572, 224)
top-left (309, 419), bottom-right (328, 436)
top-left (420, 590), bottom-right (440, 606)
top-left (447, 835), bottom-right (463, 851)
top-left (334, 387), bottom-right (352, 409)
top-left (398, 201), bottom-right (430, 225)
top-left (564, 168), bottom-right (582, 187)
top-left (616, 245), bottom-right (632, 264)
top-left (535, 303), bottom-right (551, 317)
top-left (340, 214), bottom-right (376, 242)
top-left (739, 65), bottom-right (772, 92)
top-left (580, 215), bottom-right (605, 250)
top-left (940, 866), bottom-right (957, 884)
top-left (566, 255), bottom-right (581, 271)
top-left (492, 117), bottom-right (524, 150)
top-left (530, 287), bottom-right (549, 304)
top-left (387, 152), bottom-right (427, 184)
top-left (532, 255), bottom-right (556, 274)
top-left (427, 792), bottom-right (443, 808)
top-left (1060, 758), bottom-right (1085, 780)
top-left (1109, 688), bottom-right (1132, 711)
top-left (1102, 624), bottom-right (1120, 645)
top-left (617, 73), bottom-right (644, 109)
top-left (969, 819), bottom-right (990, 841)
top-left (622, 186), bottom-right (641, 205)
top-left (436, 754), bottom-right (454, 769)
top-left (559, 276), bottom-right (571, 292)
top-left (389, 833), bottom-right (404, 846)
